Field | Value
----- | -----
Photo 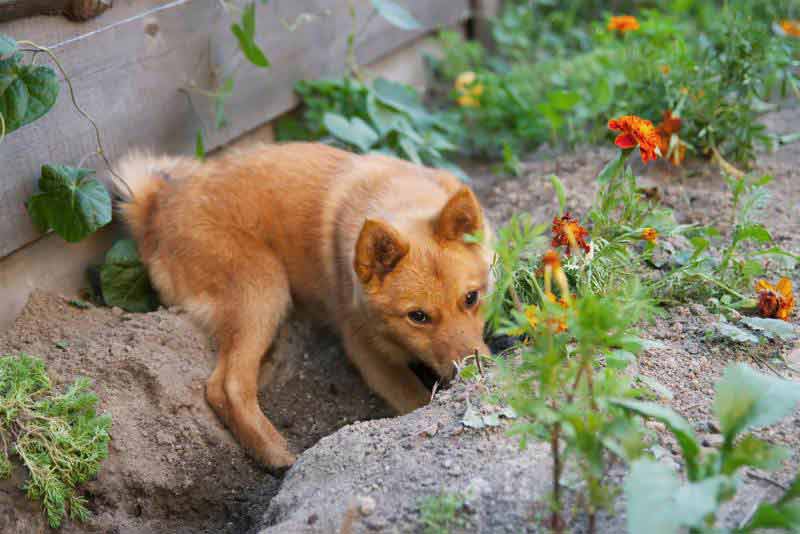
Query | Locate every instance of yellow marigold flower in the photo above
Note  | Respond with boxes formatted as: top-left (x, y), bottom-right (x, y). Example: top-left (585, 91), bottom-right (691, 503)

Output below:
top-left (608, 15), bottom-right (640, 33)
top-left (660, 65), bottom-right (670, 75)
top-left (454, 71), bottom-right (484, 108)
top-left (680, 87), bottom-right (689, 95)
top-left (608, 115), bottom-right (661, 164)
top-left (756, 278), bottom-right (795, 321)
top-left (641, 228), bottom-right (658, 243)
top-left (781, 20), bottom-right (800, 37)
top-left (524, 304), bottom-right (540, 329)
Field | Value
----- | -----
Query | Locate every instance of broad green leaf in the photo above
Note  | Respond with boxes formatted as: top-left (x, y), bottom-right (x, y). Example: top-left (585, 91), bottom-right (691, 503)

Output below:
top-left (26, 165), bottom-right (111, 243)
top-left (398, 135), bottom-right (421, 164)
top-left (715, 321), bottom-right (759, 344)
top-left (609, 398), bottom-right (700, 478)
top-left (549, 175), bottom-right (567, 215)
top-left (372, 77), bottom-right (426, 120)
top-left (606, 349), bottom-right (635, 370)
top-left (740, 317), bottom-right (799, 341)
top-left (626, 459), bottom-right (725, 534)
top-left (741, 502), bottom-right (800, 532)
top-left (625, 459), bottom-right (682, 534)
top-left (370, 0), bottom-right (421, 30)
top-left (366, 94), bottom-right (402, 136)
top-left (733, 223), bottom-right (771, 244)
top-left (713, 363), bottom-right (800, 442)
top-left (18, 66), bottom-right (59, 127)
top-left (231, 3), bottom-right (270, 68)
top-left (0, 35), bottom-right (17, 60)
top-left (323, 112), bottom-right (378, 152)
top-left (547, 90), bottom-right (580, 110)
top-left (100, 239), bottom-right (159, 313)
top-left (722, 435), bottom-right (789, 474)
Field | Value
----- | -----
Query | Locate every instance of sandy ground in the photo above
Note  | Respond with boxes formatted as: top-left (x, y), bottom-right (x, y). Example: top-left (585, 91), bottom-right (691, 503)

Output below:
top-left (0, 108), bottom-right (798, 532)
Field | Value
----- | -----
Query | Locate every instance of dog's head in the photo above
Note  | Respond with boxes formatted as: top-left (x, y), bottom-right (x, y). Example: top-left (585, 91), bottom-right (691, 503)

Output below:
top-left (353, 186), bottom-right (492, 384)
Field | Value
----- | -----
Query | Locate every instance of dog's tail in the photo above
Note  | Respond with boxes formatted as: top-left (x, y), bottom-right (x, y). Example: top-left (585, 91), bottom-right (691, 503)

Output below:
top-left (114, 150), bottom-right (193, 245)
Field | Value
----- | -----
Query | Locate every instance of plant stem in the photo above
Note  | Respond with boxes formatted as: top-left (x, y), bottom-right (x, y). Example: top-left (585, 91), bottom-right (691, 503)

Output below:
top-left (549, 423), bottom-right (564, 533)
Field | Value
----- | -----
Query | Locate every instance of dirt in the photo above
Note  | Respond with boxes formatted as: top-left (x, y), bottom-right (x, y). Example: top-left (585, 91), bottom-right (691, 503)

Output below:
top-left (0, 107), bottom-right (798, 532)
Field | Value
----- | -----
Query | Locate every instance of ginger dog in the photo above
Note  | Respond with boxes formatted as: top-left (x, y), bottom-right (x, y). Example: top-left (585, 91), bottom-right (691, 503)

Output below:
top-left (118, 142), bottom-right (492, 470)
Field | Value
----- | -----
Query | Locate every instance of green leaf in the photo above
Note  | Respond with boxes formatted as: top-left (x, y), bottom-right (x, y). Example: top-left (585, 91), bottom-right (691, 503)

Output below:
top-left (323, 112), bottom-right (378, 152)
top-left (18, 66), bottom-right (59, 127)
top-left (626, 459), bottom-right (725, 533)
top-left (231, 3), bottom-right (270, 68)
top-left (715, 321), bottom-right (759, 344)
top-left (610, 398), bottom-right (701, 479)
top-left (741, 502), bottom-right (800, 532)
top-left (0, 35), bottom-right (17, 60)
top-left (371, 77), bottom-right (426, 120)
top-left (398, 135), bottom-right (421, 164)
top-left (214, 77), bottom-right (235, 129)
top-left (100, 239), bottom-right (159, 313)
top-left (739, 317), bottom-right (799, 341)
top-left (714, 363), bottom-right (800, 442)
top-left (550, 175), bottom-right (567, 216)
top-left (370, 0), bottom-right (421, 30)
top-left (606, 349), bottom-right (635, 370)
top-left (26, 165), bottom-right (112, 242)
top-left (366, 94), bottom-right (402, 136)
top-left (734, 223), bottom-right (771, 244)
top-left (722, 435), bottom-right (789, 474)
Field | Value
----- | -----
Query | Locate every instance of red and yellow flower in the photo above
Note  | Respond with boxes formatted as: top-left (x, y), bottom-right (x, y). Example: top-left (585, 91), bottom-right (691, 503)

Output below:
top-left (641, 228), bottom-right (658, 243)
top-left (608, 115), bottom-right (661, 164)
top-left (755, 278), bottom-right (795, 321)
top-left (608, 16), bottom-right (640, 33)
top-left (655, 110), bottom-right (686, 166)
top-left (551, 213), bottom-right (590, 256)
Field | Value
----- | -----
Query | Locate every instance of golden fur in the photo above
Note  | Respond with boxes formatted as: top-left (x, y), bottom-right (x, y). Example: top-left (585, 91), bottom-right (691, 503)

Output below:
top-left (118, 142), bottom-right (492, 470)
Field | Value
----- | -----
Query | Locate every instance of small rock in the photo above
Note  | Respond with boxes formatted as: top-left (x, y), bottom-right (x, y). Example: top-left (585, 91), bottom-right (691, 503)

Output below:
top-left (111, 307), bottom-right (124, 317)
top-left (646, 421), bottom-right (666, 433)
top-left (701, 434), bottom-right (724, 448)
top-left (358, 496), bottom-right (376, 516)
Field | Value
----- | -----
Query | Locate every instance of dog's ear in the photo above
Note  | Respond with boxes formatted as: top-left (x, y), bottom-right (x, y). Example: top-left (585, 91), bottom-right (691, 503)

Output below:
top-left (354, 219), bottom-right (410, 284)
top-left (434, 187), bottom-right (483, 242)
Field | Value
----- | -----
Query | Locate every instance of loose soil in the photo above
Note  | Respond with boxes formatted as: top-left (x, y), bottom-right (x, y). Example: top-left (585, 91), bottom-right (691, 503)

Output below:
top-left (0, 108), bottom-right (798, 533)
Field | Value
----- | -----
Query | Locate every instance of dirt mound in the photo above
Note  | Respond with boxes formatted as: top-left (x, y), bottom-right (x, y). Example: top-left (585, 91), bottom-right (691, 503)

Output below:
top-left (0, 292), bottom-right (389, 533)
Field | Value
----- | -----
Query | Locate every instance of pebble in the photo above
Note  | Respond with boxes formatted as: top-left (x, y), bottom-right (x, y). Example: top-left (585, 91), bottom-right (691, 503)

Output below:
top-left (358, 496), bottom-right (376, 516)
top-left (111, 307), bottom-right (124, 317)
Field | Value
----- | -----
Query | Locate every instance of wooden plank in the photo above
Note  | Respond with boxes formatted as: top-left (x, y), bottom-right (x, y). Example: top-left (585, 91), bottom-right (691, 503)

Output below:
top-left (0, 0), bottom-right (470, 259)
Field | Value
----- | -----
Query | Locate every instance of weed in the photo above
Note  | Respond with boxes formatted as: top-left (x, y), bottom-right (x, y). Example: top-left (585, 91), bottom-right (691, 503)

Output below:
top-left (419, 491), bottom-right (467, 534)
top-left (0, 355), bottom-right (111, 528)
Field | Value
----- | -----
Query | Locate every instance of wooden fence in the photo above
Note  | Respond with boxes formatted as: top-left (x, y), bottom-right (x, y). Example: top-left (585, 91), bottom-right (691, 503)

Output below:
top-left (0, 0), bottom-right (470, 259)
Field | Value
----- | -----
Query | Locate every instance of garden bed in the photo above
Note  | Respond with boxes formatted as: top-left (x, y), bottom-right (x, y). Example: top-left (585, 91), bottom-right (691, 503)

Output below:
top-left (0, 107), bottom-right (798, 532)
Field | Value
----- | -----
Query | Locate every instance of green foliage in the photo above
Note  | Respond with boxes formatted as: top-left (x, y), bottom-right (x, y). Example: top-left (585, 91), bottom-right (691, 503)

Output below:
top-left (275, 77), bottom-right (464, 178)
top-left (99, 239), bottom-right (159, 313)
top-left (615, 363), bottom-right (800, 533)
top-left (0, 354), bottom-right (111, 528)
top-left (231, 3), bottom-right (270, 68)
top-left (419, 491), bottom-right (467, 534)
top-left (432, 2), bottom-right (799, 162)
top-left (26, 165), bottom-right (112, 243)
top-left (0, 34), bottom-right (60, 138)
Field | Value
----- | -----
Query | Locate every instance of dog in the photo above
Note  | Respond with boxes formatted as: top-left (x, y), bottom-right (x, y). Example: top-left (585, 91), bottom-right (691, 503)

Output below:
top-left (118, 142), bottom-right (493, 471)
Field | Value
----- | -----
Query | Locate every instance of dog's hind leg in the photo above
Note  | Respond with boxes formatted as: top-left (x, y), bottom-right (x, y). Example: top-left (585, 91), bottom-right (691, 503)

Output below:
top-left (206, 249), bottom-right (295, 471)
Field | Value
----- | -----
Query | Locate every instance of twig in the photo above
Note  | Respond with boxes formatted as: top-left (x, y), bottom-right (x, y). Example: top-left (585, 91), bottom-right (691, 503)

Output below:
top-left (751, 354), bottom-right (783, 378)
top-left (430, 380), bottom-right (440, 402)
top-left (738, 501), bottom-right (760, 530)
top-left (474, 349), bottom-right (484, 377)
top-left (17, 40), bottom-right (134, 199)
top-left (746, 471), bottom-right (789, 491)
top-left (0, 112), bottom-right (5, 145)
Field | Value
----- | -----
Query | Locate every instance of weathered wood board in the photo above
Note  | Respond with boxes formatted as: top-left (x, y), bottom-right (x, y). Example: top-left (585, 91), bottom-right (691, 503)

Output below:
top-left (0, 0), bottom-right (470, 259)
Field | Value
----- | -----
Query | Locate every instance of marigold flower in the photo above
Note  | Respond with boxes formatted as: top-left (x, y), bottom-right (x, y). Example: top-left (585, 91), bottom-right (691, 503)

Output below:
top-left (542, 249), bottom-right (561, 268)
top-left (641, 228), bottom-right (658, 243)
top-left (551, 214), bottom-right (590, 256)
top-left (454, 71), bottom-right (484, 108)
top-left (781, 20), bottom-right (800, 37)
top-left (756, 278), bottom-right (795, 321)
top-left (608, 115), bottom-right (661, 163)
top-left (659, 65), bottom-right (670, 75)
top-left (608, 16), bottom-right (640, 33)
top-left (655, 110), bottom-right (685, 166)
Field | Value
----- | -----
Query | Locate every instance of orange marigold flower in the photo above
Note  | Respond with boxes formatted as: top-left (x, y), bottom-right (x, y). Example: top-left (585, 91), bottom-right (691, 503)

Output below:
top-left (755, 278), bottom-right (795, 321)
top-left (542, 249), bottom-right (561, 268)
top-left (454, 71), bottom-right (484, 108)
top-left (660, 65), bottom-right (670, 75)
top-left (641, 228), bottom-right (658, 243)
top-left (655, 110), bottom-right (685, 166)
top-left (657, 110), bottom-right (681, 135)
top-left (781, 20), bottom-right (800, 37)
top-left (551, 213), bottom-right (590, 256)
top-left (608, 15), bottom-right (640, 33)
top-left (608, 115), bottom-right (661, 163)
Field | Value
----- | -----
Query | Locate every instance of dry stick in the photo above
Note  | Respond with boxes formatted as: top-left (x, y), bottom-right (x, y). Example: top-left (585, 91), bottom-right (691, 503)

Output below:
top-left (746, 470), bottom-right (789, 492)
top-left (474, 348), bottom-right (484, 378)
top-left (16, 40), bottom-right (134, 199)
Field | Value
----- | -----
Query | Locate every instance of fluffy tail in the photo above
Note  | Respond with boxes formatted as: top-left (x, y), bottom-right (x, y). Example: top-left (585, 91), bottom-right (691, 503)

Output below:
top-left (115, 150), bottom-right (191, 244)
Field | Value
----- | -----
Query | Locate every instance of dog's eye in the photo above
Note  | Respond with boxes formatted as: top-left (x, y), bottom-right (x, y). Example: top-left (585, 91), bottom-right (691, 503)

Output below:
top-left (465, 290), bottom-right (479, 308)
top-left (407, 310), bottom-right (430, 324)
